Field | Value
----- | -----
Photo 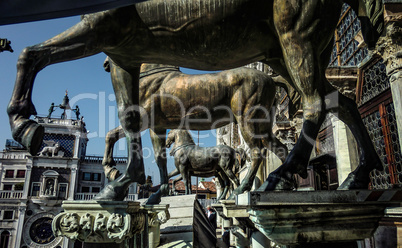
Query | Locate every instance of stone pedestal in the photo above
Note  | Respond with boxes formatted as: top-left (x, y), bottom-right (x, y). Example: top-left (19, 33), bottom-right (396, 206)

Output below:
top-left (52, 201), bottom-right (146, 246)
top-left (251, 230), bottom-right (272, 248)
top-left (141, 204), bottom-right (170, 248)
top-left (237, 190), bottom-right (402, 246)
top-left (369, 206), bottom-right (402, 248)
top-left (218, 200), bottom-right (251, 247)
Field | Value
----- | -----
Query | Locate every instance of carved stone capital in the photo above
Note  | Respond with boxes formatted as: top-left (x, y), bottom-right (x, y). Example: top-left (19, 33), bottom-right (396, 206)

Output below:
top-left (52, 201), bottom-right (145, 243)
top-left (376, 22), bottom-right (402, 76)
top-left (141, 204), bottom-right (170, 227)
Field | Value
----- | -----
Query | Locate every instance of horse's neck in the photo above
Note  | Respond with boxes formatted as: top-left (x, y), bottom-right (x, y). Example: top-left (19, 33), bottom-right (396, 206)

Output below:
top-left (174, 131), bottom-right (195, 147)
top-left (140, 63), bottom-right (179, 74)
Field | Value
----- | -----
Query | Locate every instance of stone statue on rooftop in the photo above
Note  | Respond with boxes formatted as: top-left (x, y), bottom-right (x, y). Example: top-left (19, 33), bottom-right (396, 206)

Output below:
top-left (47, 102), bottom-right (56, 118)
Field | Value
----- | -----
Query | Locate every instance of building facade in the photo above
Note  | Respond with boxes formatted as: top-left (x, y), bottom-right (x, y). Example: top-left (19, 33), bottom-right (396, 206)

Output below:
top-left (0, 114), bottom-right (136, 248)
top-left (216, 2), bottom-right (402, 247)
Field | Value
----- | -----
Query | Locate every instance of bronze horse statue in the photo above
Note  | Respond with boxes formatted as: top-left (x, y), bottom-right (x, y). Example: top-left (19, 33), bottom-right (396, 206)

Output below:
top-left (166, 129), bottom-right (243, 200)
top-left (102, 62), bottom-right (288, 202)
top-left (7, 0), bottom-right (384, 202)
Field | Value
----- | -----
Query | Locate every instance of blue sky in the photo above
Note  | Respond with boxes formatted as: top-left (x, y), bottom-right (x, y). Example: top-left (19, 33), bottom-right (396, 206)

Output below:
top-left (0, 16), bottom-right (217, 185)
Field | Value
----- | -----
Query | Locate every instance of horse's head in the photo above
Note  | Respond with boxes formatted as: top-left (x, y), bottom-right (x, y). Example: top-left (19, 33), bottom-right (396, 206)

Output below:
top-left (166, 130), bottom-right (176, 148)
top-left (166, 129), bottom-right (195, 148)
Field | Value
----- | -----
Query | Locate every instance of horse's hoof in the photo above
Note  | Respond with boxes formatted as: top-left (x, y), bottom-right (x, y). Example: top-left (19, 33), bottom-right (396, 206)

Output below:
top-left (12, 119), bottom-right (44, 156)
top-left (338, 173), bottom-right (369, 190)
top-left (137, 172), bottom-right (146, 185)
top-left (94, 184), bottom-right (127, 201)
top-left (257, 174), bottom-right (295, 191)
top-left (144, 191), bottom-right (162, 205)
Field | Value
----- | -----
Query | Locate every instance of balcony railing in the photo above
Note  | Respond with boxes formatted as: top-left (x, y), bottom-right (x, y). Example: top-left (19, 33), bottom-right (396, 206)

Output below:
top-left (0, 190), bottom-right (23, 199)
top-left (75, 193), bottom-right (138, 201)
top-left (0, 151), bottom-right (28, 159)
top-left (83, 156), bottom-right (128, 164)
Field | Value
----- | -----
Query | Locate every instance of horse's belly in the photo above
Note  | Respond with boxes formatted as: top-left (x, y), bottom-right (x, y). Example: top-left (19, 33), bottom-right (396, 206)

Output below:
top-left (131, 0), bottom-right (274, 70)
top-left (188, 148), bottom-right (219, 169)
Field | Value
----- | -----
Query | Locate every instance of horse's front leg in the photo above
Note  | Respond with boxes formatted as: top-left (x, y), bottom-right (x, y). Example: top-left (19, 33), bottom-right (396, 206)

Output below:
top-left (145, 128), bottom-right (169, 204)
top-left (8, 16), bottom-right (106, 155)
top-left (169, 171), bottom-right (182, 195)
top-left (229, 110), bottom-right (264, 198)
top-left (102, 126), bottom-right (125, 181)
top-left (181, 166), bottom-right (191, 195)
top-left (229, 145), bottom-right (262, 198)
top-left (95, 63), bottom-right (145, 201)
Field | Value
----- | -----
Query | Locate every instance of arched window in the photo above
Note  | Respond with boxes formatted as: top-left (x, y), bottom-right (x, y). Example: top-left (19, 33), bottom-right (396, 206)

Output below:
top-left (0, 231), bottom-right (10, 248)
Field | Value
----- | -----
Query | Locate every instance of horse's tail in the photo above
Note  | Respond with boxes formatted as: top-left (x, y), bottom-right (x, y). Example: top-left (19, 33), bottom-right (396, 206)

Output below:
top-left (272, 75), bottom-right (301, 118)
top-left (345, 0), bottom-right (384, 49)
top-left (234, 148), bottom-right (249, 174)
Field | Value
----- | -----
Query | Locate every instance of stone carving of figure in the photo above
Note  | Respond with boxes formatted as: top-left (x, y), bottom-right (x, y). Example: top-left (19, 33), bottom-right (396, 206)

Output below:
top-left (38, 141), bottom-right (61, 157)
top-left (73, 105), bottom-right (80, 120)
top-left (44, 179), bottom-right (54, 195)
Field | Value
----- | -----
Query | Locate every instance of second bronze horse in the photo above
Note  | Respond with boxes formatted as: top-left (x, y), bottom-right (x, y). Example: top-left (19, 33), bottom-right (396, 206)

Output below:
top-left (103, 63), bottom-right (288, 202)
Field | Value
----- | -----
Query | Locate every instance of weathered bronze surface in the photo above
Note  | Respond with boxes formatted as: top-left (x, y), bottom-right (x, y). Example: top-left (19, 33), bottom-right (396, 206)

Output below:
top-left (166, 129), bottom-right (242, 200)
top-left (102, 63), bottom-right (287, 203)
top-left (7, 0), bottom-right (384, 201)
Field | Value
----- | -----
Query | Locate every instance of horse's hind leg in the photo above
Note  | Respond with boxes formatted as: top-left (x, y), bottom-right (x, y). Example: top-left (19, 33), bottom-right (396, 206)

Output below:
top-left (95, 62), bottom-right (145, 201)
top-left (261, 0), bottom-right (343, 190)
top-left (146, 128), bottom-right (169, 204)
top-left (330, 90), bottom-right (383, 189)
top-left (216, 175), bottom-right (226, 200)
top-left (219, 155), bottom-right (240, 188)
top-left (102, 126), bottom-right (125, 181)
top-left (8, 14), bottom-right (110, 155)
top-left (218, 169), bottom-right (231, 200)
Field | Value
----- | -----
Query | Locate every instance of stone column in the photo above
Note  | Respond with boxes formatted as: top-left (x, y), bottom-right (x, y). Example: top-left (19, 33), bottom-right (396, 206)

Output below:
top-left (22, 163), bottom-right (33, 198)
top-left (14, 205), bottom-right (26, 248)
top-left (141, 204), bottom-right (170, 248)
top-left (0, 161), bottom-right (3, 186)
top-left (63, 237), bottom-right (70, 248)
top-left (212, 179), bottom-right (222, 226)
top-left (331, 115), bottom-right (358, 185)
top-left (68, 165), bottom-right (78, 200)
top-left (376, 1), bottom-right (402, 154)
